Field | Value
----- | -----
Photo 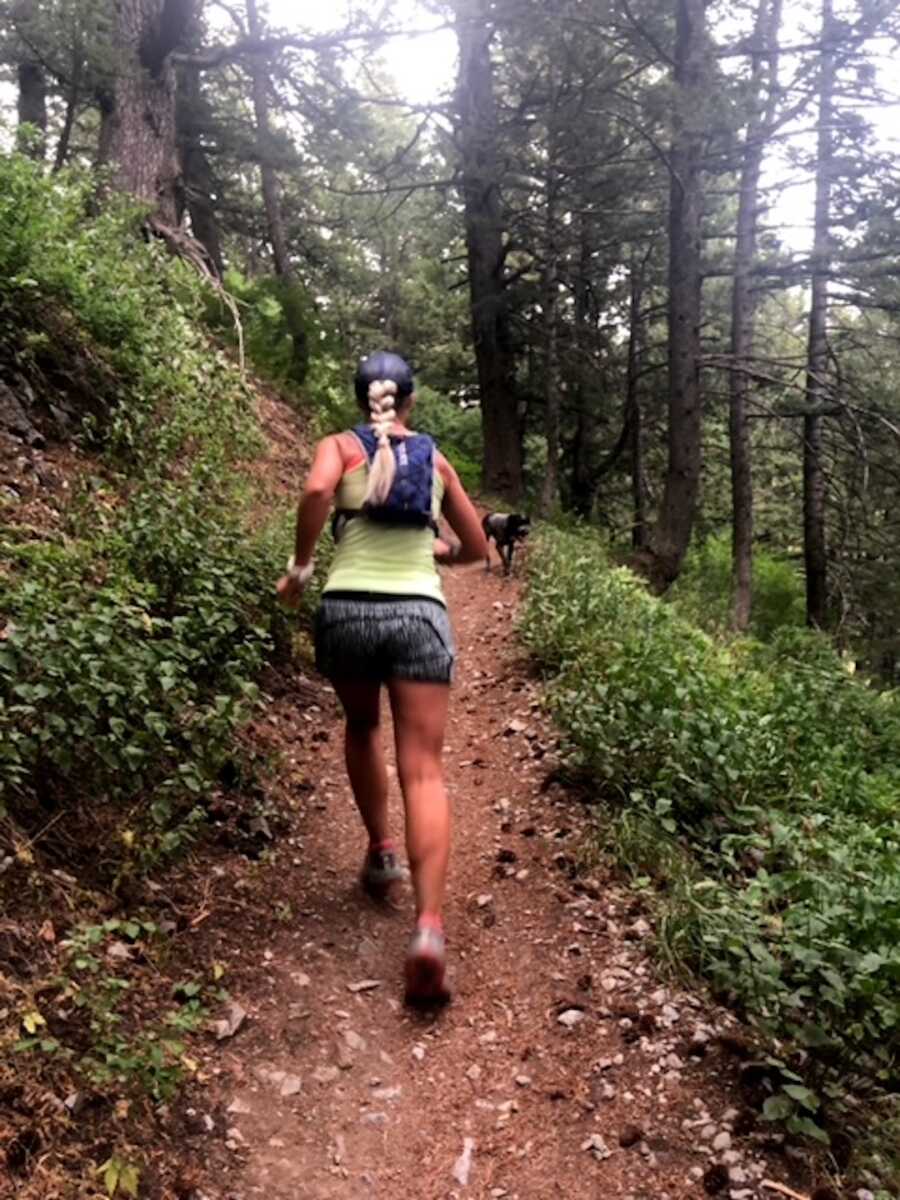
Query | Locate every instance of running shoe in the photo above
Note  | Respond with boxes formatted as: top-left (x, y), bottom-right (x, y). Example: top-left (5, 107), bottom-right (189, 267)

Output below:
top-left (360, 845), bottom-right (408, 901)
top-left (404, 924), bottom-right (451, 1007)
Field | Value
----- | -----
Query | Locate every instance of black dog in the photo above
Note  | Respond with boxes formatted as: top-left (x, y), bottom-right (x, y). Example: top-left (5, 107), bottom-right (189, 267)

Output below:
top-left (482, 512), bottom-right (531, 575)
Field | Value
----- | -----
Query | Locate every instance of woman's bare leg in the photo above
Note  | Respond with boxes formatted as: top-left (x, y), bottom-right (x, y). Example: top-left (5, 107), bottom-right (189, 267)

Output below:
top-left (387, 679), bottom-right (451, 920)
top-left (332, 679), bottom-right (390, 846)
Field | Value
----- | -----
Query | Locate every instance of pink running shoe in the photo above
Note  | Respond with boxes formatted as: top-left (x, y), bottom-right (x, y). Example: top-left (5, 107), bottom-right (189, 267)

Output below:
top-left (404, 924), bottom-right (451, 1007)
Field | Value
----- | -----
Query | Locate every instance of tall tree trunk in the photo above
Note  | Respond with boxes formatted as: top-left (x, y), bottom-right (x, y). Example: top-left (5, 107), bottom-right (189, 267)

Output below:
top-left (177, 63), bottom-right (225, 276)
top-left (804, 0), bottom-right (836, 629)
top-left (17, 63), bottom-right (47, 157)
top-left (569, 218), bottom-right (597, 521)
top-left (539, 113), bottom-right (560, 518)
top-left (101, 0), bottom-right (194, 222)
top-left (729, 0), bottom-right (783, 631)
top-left (626, 252), bottom-right (648, 550)
top-left (15, 1), bottom-right (47, 157)
top-left (245, 0), bottom-right (307, 382)
top-left (646, 0), bottom-right (707, 590)
top-left (53, 64), bottom-right (83, 173)
top-left (455, 2), bottom-right (522, 501)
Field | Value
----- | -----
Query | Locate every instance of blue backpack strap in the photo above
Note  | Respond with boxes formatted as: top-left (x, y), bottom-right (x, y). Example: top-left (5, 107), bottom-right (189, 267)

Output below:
top-left (353, 424), bottom-right (377, 459)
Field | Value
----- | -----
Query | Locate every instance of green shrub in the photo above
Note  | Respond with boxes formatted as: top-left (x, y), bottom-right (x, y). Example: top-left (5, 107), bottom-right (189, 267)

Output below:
top-left (412, 386), bottom-right (483, 492)
top-left (0, 153), bottom-right (296, 869)
top-left (205, 269), bottom-right (318, 388)
top-left (522, 525), bottom-right (900, 1149)
top-left (670, 532), bottom-right (805, 640)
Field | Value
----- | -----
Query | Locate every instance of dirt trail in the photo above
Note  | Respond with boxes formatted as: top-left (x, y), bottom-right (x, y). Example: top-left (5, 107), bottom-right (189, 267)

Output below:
top-left (196, 559), bottom-right (806, 1200)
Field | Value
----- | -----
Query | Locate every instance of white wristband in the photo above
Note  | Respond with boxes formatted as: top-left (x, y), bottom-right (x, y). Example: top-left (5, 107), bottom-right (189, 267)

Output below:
top-left (286, 556), bottom-right (315, 585)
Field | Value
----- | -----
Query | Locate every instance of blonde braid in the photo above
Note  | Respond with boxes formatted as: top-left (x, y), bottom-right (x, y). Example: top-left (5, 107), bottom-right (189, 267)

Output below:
top-left (363, 379), bottom-right (398, 506)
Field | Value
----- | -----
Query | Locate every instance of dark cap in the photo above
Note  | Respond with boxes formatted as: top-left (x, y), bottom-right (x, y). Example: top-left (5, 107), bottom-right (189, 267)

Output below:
top-left (354, 351), bottom-right (415, 405)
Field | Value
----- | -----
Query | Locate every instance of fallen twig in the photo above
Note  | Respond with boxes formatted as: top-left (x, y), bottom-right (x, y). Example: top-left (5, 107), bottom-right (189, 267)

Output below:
top-left (762, 1181), bottom-right (811, 1200)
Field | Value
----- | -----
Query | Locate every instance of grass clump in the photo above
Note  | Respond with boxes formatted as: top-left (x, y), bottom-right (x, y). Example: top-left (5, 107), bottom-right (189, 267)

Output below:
top-left (522, 525), bottom-right (900, 1181)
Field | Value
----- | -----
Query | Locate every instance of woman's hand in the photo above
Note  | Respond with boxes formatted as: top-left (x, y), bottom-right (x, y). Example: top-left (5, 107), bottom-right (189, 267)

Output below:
top-left (434, 538), bottom-right (461, 565)
top-left (276, 559), bottom-right (315, 609)
top-left (276, 573), bottom-right (305, 609)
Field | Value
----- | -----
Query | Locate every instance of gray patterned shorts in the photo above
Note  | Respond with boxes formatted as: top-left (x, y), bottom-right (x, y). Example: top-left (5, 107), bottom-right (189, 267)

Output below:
top-left (314, 594), bottom-right (455, 684)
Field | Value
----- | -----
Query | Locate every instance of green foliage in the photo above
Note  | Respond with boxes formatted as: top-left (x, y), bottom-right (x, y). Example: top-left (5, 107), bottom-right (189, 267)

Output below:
top-left (523, 525), bottom-right (900, 1148)
top-left (16, 918), bottom-right (213, 1102)
top-left (669, 532), bottom-right (806, 640)
top-left (0, 154), bottom-right (294, 866)
top-left (207, 269), bottom-right (318, 388)
top-left (413, 386), bottom-right (483, 492)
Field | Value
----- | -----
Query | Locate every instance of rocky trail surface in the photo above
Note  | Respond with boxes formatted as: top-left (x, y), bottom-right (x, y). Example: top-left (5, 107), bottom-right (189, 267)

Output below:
top-left (186, 556), bottom-right (818, 1200)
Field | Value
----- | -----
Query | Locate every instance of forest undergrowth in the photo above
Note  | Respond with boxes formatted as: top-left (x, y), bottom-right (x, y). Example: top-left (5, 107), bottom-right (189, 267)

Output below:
top-left (0, 158), bottom-right (329, 1192)
top-left (522, 525), bottom-right (900, 1192)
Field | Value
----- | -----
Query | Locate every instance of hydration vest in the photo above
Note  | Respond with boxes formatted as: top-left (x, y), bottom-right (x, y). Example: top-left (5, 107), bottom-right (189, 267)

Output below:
top-left (332, 425), bottom-right (439, 541)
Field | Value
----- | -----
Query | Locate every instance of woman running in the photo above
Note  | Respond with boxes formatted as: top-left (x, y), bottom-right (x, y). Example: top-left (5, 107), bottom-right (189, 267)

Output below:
top-left (277, 351), bottom-right (487, 1005)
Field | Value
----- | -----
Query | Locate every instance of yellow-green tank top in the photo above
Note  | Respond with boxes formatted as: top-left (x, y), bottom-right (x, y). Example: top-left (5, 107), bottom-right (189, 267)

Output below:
top-left (323, 460), bottom-right (446, 604)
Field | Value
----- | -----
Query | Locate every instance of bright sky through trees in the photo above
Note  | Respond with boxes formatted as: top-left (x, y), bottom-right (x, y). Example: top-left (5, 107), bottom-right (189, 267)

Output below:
top-left (271, 0), bottom-right (458, 104)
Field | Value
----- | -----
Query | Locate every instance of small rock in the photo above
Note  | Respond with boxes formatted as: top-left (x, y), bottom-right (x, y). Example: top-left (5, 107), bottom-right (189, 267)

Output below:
top-left (335, 1042), bottom-right (353, 1070)
top-left (581, 1133), bottom-right (612, 1161)
top-left (64, 1092), bottom-right (88, 1116)
top-left (712, 1131), bottom-right (732, 1152)
top-left (347, 979), bottom-right (381, 994)
top-left (514, 1075), bottom-right (531, 1087)
top-left (313, 1067), bottom-right (339, 1084)
top-left (344, 1030), bottom-right (367, 1052)
top-left (467, 1064), bottom-right (482, 1081)
top-left (227, 1098), bottom-right (251, 1114)
top-left (362, 1112), bottom-right (387, 1126)
top-left (728, 1167), bottom-right (748, 1185)
top-left (701, 1124), bottom-right (718, 1140)
top-left (452, 1137), bottom-right (476, 1186)
top-left (412, 1045), bottom-right (426, 1061)
top-left (372, 1085), bottom-right (401, 1101)
top-left (476, 894), bottom-right (494, 908)
top-left (279, 1074), bottom-right (302, 1098)
top-left (213, 1001), bottom-right (248, 1041)
top-left (557, 1008), bottom-right (584, 1029)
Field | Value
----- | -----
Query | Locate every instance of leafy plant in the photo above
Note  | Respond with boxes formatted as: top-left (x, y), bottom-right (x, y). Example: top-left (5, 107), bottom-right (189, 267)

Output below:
top-left (522, 525), bottom-right (900, 1159)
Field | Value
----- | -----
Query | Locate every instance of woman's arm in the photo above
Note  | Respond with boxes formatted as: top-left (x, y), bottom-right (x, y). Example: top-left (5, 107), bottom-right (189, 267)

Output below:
top-left (435, 455), bottom-right (489, 565)
top-left (276, 435), bottom-right (344, 608)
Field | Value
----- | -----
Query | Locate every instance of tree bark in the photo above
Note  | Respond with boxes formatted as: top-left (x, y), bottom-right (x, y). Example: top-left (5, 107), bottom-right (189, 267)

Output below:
top-left (101, 0), bottom-right (195, 221)
top-left (53, 66), bottom-right (82, 173)
top-left (455, 2), bottom-right (523, 501)
top-left (539, 105), bottom-right (561, 518)
top-left (177, 63), bottom-right (225, 276)
top-left (729, 0), bottom-right (783, 631)
top-left (626, 252), bottom-right (648, 550)
top-left (646, 0), bottom-right (707, 590)
top-left (15, 1), bottom-right (47, 158)
top-left (804, 0), bottom-right (836, 629)
top-left (17, 63), bottom-right (47, 157)
top-left (569, 218), bottom-right (597, 521)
